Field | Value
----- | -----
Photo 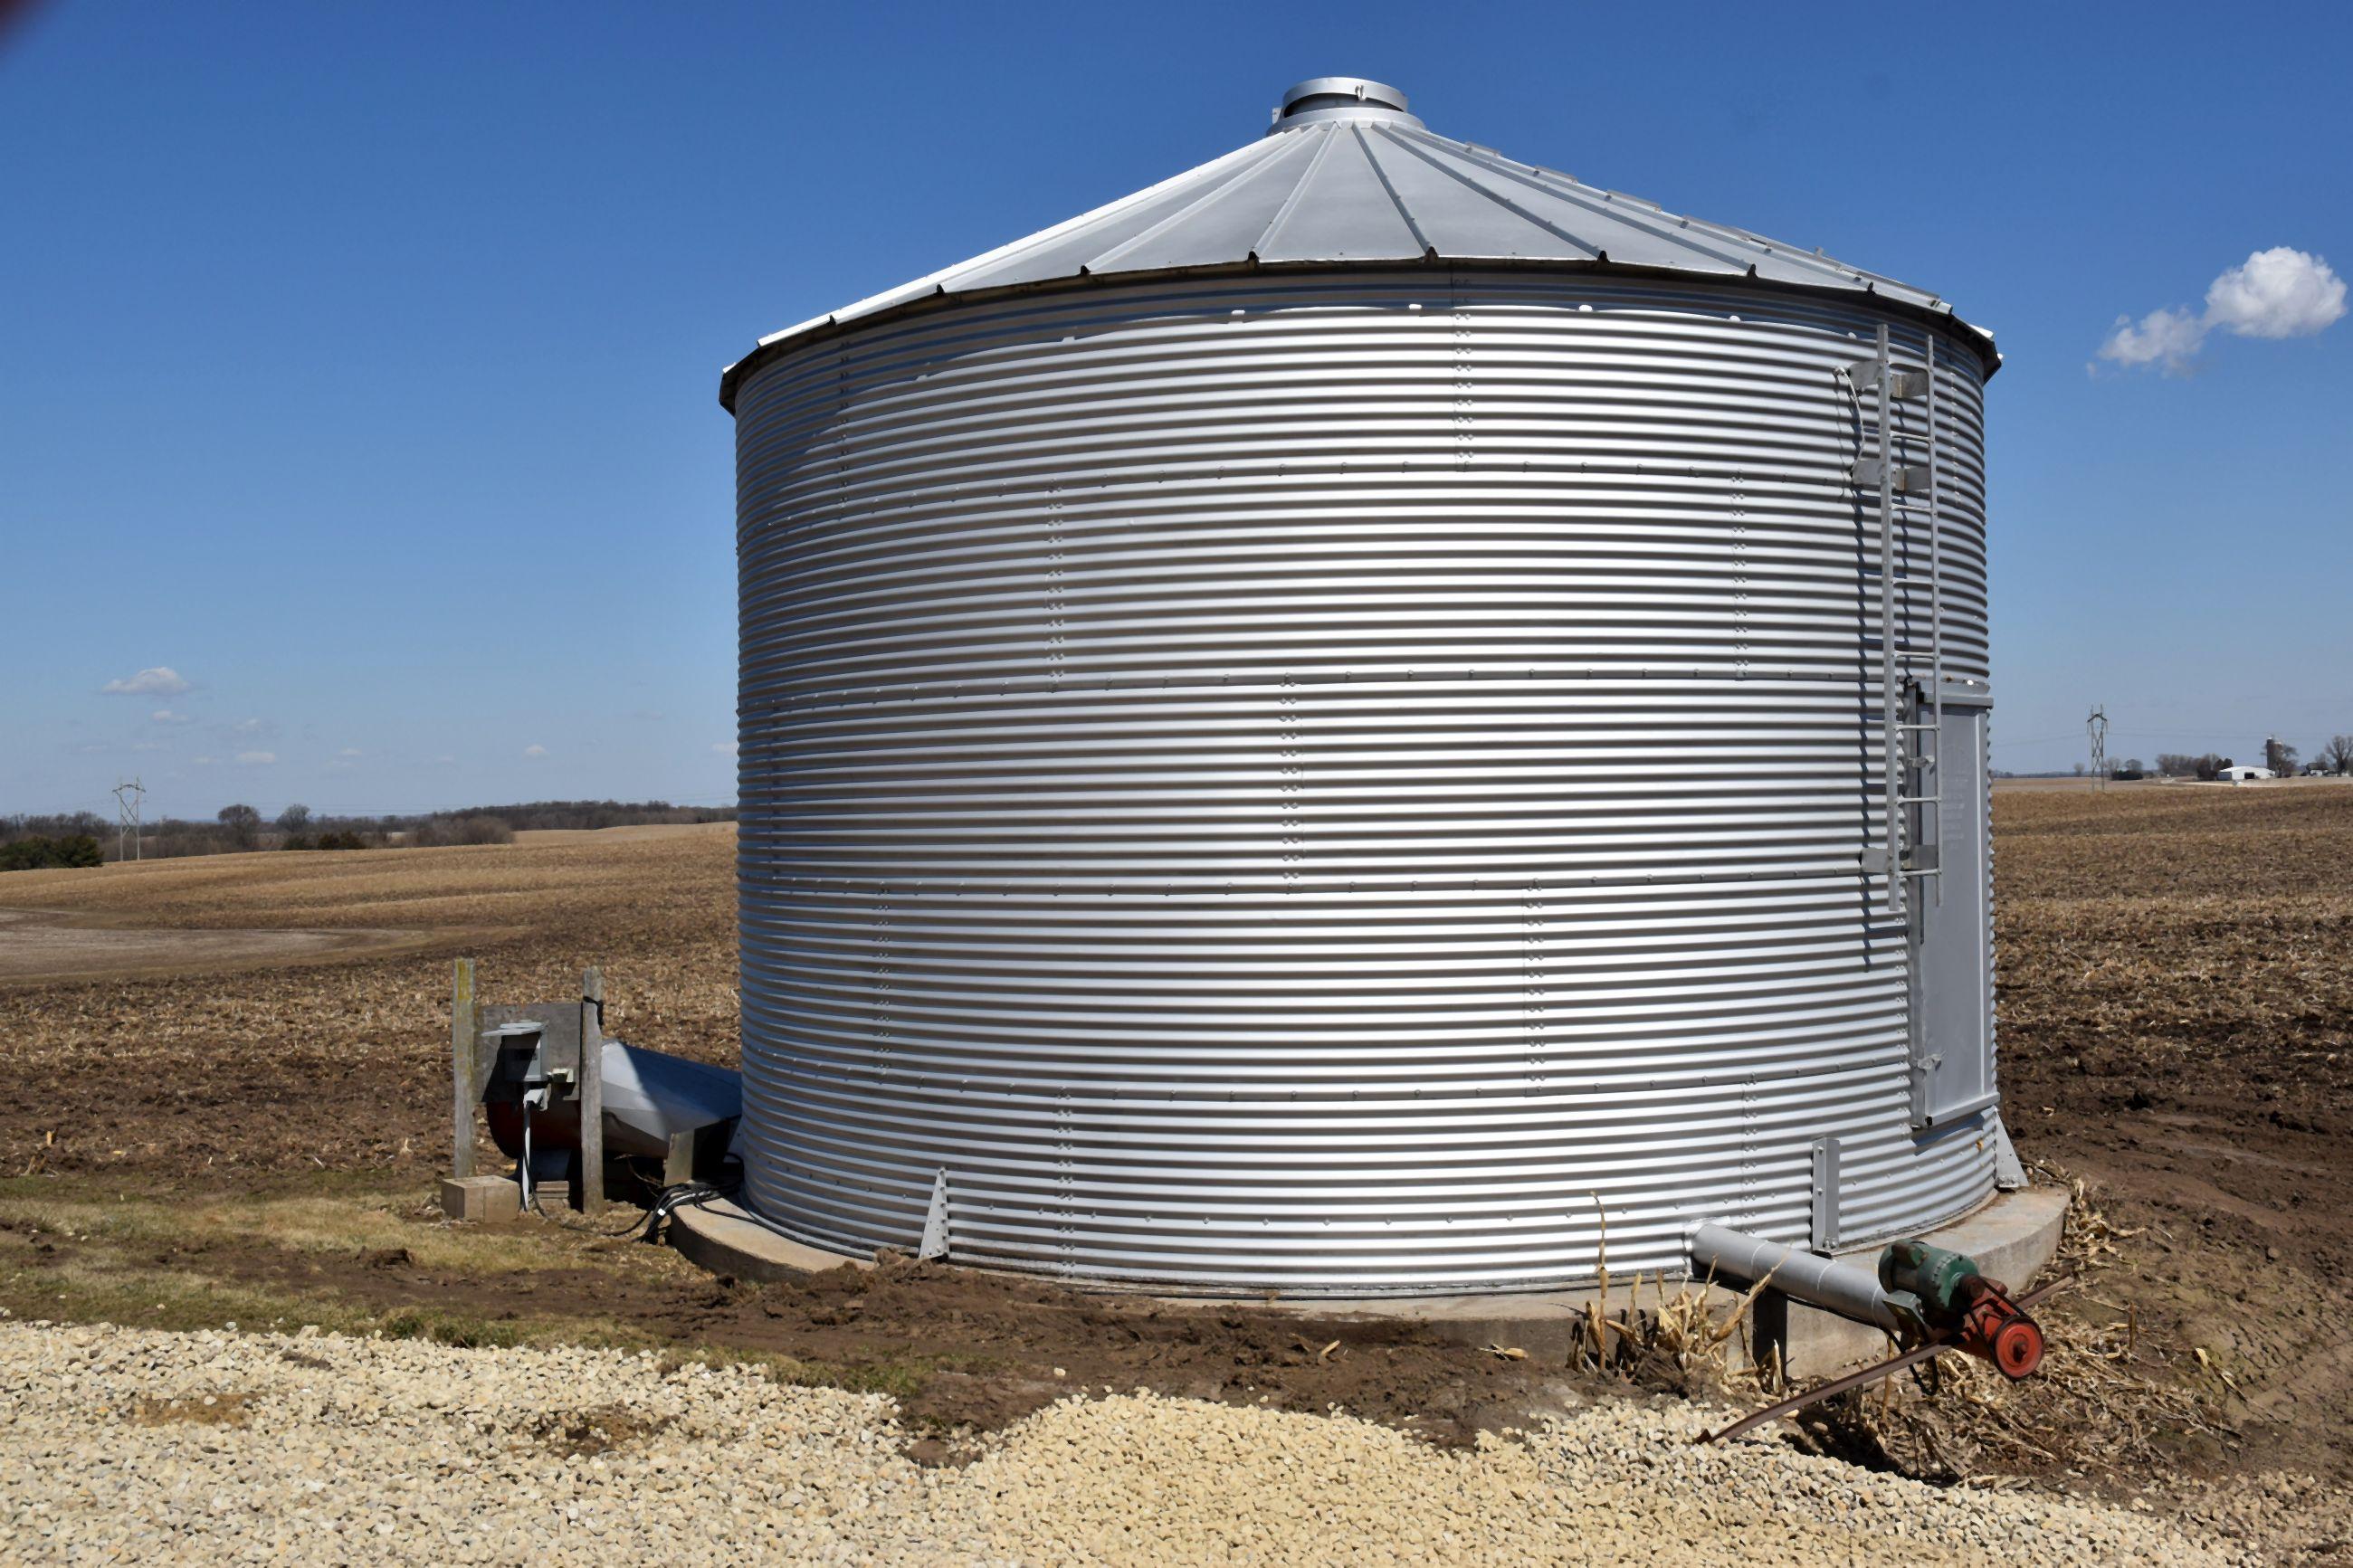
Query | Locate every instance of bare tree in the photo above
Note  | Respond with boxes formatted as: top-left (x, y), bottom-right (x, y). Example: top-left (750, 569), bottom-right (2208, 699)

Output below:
top-left (2266, 737), bottom-right (2300, 775)
top-left (2322, 735), bottom-right (2353, 775)
top-left (275, 803), bottom-right (311, 833)
top-left (217, 803), bottom-right (262, 851)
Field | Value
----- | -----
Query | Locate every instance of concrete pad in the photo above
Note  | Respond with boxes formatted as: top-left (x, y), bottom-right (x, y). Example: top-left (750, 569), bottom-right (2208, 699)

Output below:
top-left (439, 1174), bottom-right (521, 1225)
top-left (668, 1185), bottom-right (2069, 1380)
top-left (668, 1197), bottom-right (870, 1282)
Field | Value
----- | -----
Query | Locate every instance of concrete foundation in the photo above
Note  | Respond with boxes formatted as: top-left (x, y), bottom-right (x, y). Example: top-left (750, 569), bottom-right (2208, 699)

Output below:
top-left (669, 1186), bottom-right (2066, 1380)
top-left (439, 1174), bottom-right (522, 1225)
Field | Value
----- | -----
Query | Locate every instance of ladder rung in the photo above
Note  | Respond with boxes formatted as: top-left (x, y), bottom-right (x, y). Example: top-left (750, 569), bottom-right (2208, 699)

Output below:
top-left (1898, 794), bottom-right (1941, 806)
top-left (1901, 866), bottom-right (1943, 879)
top-left (1853, 459), bottom-right (1931, 491)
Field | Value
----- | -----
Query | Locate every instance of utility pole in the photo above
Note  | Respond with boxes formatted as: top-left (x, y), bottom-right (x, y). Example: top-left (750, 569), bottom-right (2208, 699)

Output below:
top-left (111, 777), bottom-right (146, 862)
top-left (2087, 707), bottom-right (2108, 790)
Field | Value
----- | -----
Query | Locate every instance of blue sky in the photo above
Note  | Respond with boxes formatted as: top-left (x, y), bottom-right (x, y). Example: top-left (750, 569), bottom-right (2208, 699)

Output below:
top-left (5, 1), bottom-right (2348, 817)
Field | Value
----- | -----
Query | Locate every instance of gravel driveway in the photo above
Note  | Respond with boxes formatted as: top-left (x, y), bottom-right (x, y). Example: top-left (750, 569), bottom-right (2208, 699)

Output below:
top-left (0, 1321), bottom-right (2243, 1565)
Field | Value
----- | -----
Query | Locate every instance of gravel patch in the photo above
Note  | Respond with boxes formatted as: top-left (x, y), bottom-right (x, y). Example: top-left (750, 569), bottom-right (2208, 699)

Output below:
top-left (0, 1321), bottom-right (2247, 1565)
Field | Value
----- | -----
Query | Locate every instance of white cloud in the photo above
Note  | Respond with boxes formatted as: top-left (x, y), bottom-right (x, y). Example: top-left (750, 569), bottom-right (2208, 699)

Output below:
top-left (194, 755), bottom-right (218, 766)
top-left (101, 666), bottom-right (191, 697)
top-left (432, 755), bottom-right (457, 765)
top-left (338, 747), bottom-right (363, 758)
top-left (132, 740), bottom-right (169, 753)
top-left (2101, 247), bottom-right (2345, 374)
top-left (2205, 247), bottom-right (2348, 338)
top-left (232, 717), bottom-right (270, 736)
top-left (523, 744), bottom-right (548, 758)
top-left (711, 740), bottom-right (738, 756)
top-left (235, 750), bottom-right (276, 765)
top-left (2097, 306), bottom-right (2205, 374)
top-left (151, 708), bottom-right (189, 725)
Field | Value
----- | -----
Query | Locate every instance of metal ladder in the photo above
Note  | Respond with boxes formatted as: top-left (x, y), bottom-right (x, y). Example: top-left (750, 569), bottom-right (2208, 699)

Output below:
top-left (1847, 323), bottom-right (1944, 921)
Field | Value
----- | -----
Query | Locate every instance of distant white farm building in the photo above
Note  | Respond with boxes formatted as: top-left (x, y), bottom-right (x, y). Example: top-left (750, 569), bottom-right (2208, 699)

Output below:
top-left (2218, 764), bottom-right (2274, 783)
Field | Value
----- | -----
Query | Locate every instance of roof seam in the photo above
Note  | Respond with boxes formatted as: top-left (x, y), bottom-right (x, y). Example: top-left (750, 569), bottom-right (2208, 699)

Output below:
top-left (1352, 124), bottom-right (1436, 258)
top-left (1370, 125), bottom-right (1600, 259)
top-left (1083, 134), bottom-right (1313, 273)
top-left (1249, 123), bottom-right (1338, 260)
top-left (1390, 126), bottom-right (1758, 275)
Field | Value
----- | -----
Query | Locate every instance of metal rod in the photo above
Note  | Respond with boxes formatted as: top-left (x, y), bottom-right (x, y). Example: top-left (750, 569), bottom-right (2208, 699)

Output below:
top-left (1925, 332), bottom-right (1943, 908)
top-left (579, 966), bottom-right (605, 1215)
top-left (1874, 322), bottom-right (1901, 921)
top-left (1697, 1275), bottom-right (2069, 1444)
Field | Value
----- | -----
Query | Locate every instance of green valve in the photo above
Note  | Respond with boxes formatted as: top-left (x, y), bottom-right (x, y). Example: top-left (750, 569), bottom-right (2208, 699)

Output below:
top-left (1879, 1238), bottom-right (1984, 1323)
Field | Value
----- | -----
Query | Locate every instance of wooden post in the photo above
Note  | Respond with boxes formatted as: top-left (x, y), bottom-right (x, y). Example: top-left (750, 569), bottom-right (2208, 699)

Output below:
top-left (578, 967), bottom-right (604, 1214)
top-left (450, 958), bottom-right (477, 1178)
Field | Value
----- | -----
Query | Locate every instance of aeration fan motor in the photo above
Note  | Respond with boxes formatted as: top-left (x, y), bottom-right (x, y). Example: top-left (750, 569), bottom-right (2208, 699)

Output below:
top-left (1879, 1238), bottom-right (2045, 1378)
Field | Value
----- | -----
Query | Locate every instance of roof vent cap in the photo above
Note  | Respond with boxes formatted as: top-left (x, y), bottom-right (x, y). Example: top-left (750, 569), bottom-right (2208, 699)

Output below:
top-left (1270, 77), bottom-right (1423, 133)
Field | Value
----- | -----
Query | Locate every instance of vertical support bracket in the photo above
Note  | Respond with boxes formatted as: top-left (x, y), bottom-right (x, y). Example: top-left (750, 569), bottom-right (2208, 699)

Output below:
top-left (1809, 1136), bottom-right (1842, 1254)
top-left (1989, 1114), bottom-right (2028, 1192)
top-left (919, 1168), bottom-right (952, 1261)
top-left (578, 967), bottom-right (604, 1215)
top-left (450, 957), bottom-right (477, 1179)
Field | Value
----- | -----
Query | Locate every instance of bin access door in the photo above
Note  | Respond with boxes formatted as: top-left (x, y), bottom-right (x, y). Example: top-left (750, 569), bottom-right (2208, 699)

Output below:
top-left (1910, 697), bottom-right (1995, 1127)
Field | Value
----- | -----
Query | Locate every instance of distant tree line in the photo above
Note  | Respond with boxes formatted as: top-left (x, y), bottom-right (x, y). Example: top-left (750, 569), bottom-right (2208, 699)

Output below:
top-left (2, 798), bottom-right (735, 869)
top-left (0, 832), bottom-right (105, 870)
top-left (2145, 737), bottom-right (2353, 779)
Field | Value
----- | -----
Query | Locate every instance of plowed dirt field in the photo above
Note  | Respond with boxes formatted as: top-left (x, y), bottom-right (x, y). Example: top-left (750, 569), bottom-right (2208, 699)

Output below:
top-left (2, 790), bottom-right (2348, 1545)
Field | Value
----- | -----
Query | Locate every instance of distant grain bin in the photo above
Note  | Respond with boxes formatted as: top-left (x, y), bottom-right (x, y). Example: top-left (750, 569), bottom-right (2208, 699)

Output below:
top-left (720, 78), bottom-right (2006, 1295)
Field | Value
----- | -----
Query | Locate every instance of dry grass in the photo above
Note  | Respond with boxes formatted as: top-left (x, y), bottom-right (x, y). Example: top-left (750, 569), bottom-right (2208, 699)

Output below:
top-left (1797, 1171), bottom-right (2234, 1485)
top-left (1559, 1197), bottom-right (1781, 1394)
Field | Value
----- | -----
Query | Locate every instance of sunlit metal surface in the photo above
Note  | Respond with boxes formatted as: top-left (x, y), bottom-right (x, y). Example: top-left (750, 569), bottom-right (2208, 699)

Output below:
top-left (719, 80), bottom-right (1995, 413)
top-left (730, 264), bottom-right (1995, 1294)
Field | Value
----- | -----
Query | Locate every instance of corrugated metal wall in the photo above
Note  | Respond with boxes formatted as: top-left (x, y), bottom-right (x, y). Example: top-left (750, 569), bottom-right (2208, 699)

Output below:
top-left (731, 268), bottom-right (1995, 1293)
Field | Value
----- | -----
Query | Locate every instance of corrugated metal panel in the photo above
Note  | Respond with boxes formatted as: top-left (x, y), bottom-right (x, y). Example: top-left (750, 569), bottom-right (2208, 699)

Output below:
top-left (721, 81), bottom-right (1994, 408)
top-left (732, 269), bottom-right (1994, 1294)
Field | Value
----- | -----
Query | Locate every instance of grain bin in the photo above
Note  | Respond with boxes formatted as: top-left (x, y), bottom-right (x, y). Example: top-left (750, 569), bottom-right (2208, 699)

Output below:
top-left (720, 78), bottom-right (2005, 1295)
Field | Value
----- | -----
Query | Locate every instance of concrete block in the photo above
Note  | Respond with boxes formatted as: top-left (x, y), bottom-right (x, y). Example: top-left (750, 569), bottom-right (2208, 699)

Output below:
top-left (440, 1174), bottom-right (521, 1225)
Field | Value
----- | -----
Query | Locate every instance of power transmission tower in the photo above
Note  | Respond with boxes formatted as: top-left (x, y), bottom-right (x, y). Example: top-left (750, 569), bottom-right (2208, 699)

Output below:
top-left (2087, 706), bottom-right (2108, 790)
top-left (112, 777), bottom-right (145, 862)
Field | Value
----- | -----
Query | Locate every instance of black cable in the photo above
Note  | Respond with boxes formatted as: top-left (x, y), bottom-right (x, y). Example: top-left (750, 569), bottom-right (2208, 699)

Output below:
top-left (514, 1147), bottom-right (743, 1240)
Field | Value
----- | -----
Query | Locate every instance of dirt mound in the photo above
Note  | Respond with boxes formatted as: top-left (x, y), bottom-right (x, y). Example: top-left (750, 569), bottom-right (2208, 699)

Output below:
top-left (689, 1251), bottom-right (1585, 1451)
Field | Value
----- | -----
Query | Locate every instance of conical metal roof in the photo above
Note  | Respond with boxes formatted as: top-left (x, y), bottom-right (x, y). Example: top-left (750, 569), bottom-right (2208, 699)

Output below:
top-left (721, 77), bottom-right (1995, 408)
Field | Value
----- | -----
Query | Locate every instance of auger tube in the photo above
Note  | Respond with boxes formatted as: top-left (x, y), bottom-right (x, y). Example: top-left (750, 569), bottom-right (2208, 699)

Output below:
top-left (1686, 1221), bottom-right (1902, 1334)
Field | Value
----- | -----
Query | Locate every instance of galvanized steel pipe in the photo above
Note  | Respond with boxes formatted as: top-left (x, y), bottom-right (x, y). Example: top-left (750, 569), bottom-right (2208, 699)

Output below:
top-left (1687, 1220), bottom-right (1900, 1334)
